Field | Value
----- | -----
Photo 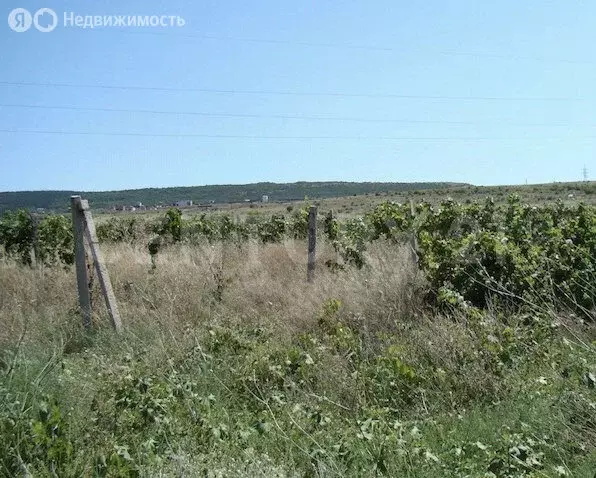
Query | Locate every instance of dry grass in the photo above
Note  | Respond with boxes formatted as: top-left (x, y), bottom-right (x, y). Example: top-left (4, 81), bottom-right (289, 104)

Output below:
top-left (0, 239), bottom-right (422, 345)
top-left (2, 239), bottom-right (595, 476)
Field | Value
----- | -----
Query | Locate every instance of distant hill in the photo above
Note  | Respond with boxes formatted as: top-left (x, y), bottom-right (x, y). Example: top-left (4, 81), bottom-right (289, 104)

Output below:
top-left (0, 181), bottom-right (465, 213)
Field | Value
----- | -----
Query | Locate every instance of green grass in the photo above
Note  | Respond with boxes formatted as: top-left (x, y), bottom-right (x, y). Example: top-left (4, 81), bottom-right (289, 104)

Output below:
top-left (1, 195), bottom-right (595, 476)
top-left (1, 302), bottom-right (594, 477)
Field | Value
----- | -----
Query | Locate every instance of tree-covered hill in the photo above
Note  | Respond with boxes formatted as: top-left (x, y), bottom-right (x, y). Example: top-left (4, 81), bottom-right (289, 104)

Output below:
top-left (0, 181), bottom-right (465, 213)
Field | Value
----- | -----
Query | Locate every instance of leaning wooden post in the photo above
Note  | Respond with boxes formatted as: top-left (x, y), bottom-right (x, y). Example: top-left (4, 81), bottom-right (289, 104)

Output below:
top-left (79, 199), bottom-right (123, 332)
top-left (71, 196), bottom-right (92, 329)
top-left (307, 206), bottom-right (317, 283)
top-left (409, 199), bottom-right (419, 264)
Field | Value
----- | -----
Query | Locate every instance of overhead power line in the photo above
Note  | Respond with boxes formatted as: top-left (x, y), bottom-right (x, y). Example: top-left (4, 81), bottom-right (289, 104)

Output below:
top-left (120, 30), bottom-right (399, 52)
top-left (0, 81), bottom-right (581, 102)
top-left (0, 103), bottom-right (587, 127)
top-left (116, 30), bottom-right (596, 65)
top-left (0, 128), bottom-right (590, 140)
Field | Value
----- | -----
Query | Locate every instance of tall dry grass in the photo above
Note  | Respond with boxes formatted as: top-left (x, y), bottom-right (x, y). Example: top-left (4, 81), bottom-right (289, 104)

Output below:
top-left (2, 237), bottom-right (595, 477)
top-left (0, 239), bottom-right (423, 346)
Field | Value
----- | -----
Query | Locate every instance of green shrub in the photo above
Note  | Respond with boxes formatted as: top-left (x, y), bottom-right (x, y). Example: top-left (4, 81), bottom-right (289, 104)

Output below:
top-left (37, 215), bottom-right (74, 265)
top-left (96, 217), bottom-right (139, 243)
top-left (0, 210), bottom-right (34, 265)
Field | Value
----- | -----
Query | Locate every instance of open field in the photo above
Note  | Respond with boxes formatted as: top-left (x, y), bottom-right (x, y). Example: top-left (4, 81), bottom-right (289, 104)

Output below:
top-left (4, 0), bottom-right (596, 474)
top-left (91, 181), bottom-right (596, 222)
top-left (1, 181), bottom-right (595, 217)
top-left (1, 193), bottom-right (595, 476)
top-left (0, 181), bottom-right (464, 214)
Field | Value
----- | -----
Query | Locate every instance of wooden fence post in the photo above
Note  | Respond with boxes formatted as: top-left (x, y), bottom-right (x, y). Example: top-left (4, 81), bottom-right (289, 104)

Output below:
top-left (307, 206), bottom-right (317, 282)
top-left (71, 196), bottom-right (122, 331)
top-left (409, 199), bottom-right (419, 264)
top-left (28, 211), bottom-right (40, 266)
top-left (80, 200), bottom-right (123, 331)
top-left (71, 196), bottom-right (92, 329)
top-left (327, 209), bottom-right (340, 264)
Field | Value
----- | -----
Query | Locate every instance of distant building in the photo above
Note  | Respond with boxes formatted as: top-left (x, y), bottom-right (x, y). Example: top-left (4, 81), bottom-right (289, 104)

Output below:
top-left (174, 200), bottom-right (193, 207)
top-left (261, 195), bottom-right (269, 203)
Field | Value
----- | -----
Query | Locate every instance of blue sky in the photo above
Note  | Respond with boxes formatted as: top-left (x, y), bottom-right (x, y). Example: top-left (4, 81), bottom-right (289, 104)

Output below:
top-left (1, 1), bottom-right (594, 191)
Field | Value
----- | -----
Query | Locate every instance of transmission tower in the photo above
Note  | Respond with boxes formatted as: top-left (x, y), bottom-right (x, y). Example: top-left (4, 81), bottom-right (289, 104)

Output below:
top-left (583, 165), bottom-right (588, 182)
